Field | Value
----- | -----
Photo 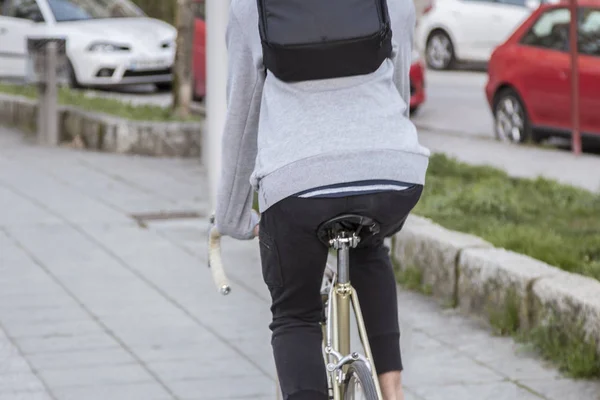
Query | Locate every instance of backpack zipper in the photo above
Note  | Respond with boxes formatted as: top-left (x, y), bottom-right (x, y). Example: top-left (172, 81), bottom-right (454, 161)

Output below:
top-left (265, 27), bottom-right (388, 49)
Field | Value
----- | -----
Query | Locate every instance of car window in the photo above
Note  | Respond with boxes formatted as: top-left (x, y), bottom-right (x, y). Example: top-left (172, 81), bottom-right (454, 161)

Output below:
top-left (579, 8), bottom-right (600, 57)
top-left (496, 0), bottom-right (557, 8)
top-left (2, 0), bottom-right (44, 21)
top-left (521, 8), bottom-right (570, 51)
top-left (47, 0), bottom-right (144, 22)
top-left (497, 0), bottom-right (526, 7)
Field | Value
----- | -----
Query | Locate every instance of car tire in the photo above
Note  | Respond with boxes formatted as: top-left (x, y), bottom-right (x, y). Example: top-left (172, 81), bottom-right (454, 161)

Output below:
top-left (67, 59), bottom-right (82, 89)
top-left (425, 30), bottom-right (455, 70)
top-left (493, 88), bottom-right (535, 144)
top-left (410, 105), bottom-right (420, 116)
top-left (192, 77), bottom-right (204, 102)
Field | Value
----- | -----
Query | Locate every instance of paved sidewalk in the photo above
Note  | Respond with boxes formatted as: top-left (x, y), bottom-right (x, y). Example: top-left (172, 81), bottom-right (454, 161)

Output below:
top-left (0, 127), bottom-right (599, 400)
top-left (419, 129), bottom-right (600, 193)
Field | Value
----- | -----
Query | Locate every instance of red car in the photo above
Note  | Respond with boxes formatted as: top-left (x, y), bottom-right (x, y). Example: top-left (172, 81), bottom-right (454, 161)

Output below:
top-left (410, 57), bottom-right (426, 114)
top-left (486, 1), bottom-right (600, 145)
top-left (193, 1), bottom-right (426, 110)
top-left (192, 1), bottom-right (206, 100)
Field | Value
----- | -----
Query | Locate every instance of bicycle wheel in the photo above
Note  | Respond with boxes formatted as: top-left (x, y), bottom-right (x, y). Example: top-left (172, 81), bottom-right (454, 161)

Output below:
top-left (343, 360), bottom-right (379, 400)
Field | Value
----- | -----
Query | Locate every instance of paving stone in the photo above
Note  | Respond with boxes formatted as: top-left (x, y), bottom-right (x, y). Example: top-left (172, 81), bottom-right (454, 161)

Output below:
top-left (0, 356), bottom-right (32, 375)
top-left (14, 333), bottom-right (117, 355)
top-left (439, 328), bottom-right (560, 381)
top-left (99, 313), bottom-right (211, 347)
top-left (0, 373), bottom-right (45, 393)
top-left (0, 186), bottom-right (62, 226)
top-left (520, 378), bottom-right (600, 400)
top-left (25, 348), bottom-right (136, 371)
top-left (0, 307), bottom-right (90, 327)
top-left (403, 389), bottom-right (426, 400)
top-left (52, 382), bottom-right (174, 400)
top-left (167, 375), bottom-right (276, 400)
top-left (402, 345), bottom-right (503, 386)
top-left (408, 381), bottom-right (544, 400)
top-left (2, 319), bottom-right (102, 340)
top-left (0, 392), bottom-right (53, 400)
top-left (147, 356), bottom-right (265, 382)
top-left (0, 166), bottom-right (130, 225)
top-left (38, 364), bottom-right (152, 388)
top-left (0, 335), bottom-right (32, 376)
top-left (0, 293), bottom-right (75, 312)
top-left (129, 339), bottom-right (239, 363)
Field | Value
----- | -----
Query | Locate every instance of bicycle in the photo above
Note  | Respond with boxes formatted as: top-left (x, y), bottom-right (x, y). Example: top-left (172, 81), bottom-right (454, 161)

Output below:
top-left (208, 213), bottom-right (384, 400)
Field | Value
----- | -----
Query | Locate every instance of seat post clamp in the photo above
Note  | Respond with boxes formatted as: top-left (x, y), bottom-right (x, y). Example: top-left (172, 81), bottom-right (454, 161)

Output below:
top-left (329, 233), bottom-right (360, 249)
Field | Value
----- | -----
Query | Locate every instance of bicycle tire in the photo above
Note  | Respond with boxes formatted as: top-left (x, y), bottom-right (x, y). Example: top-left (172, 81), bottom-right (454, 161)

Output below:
top-left (343, 360), bottom-right (379, 400)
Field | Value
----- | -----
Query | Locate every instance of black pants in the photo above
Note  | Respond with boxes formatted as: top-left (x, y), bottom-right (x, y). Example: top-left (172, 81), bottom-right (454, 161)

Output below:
top-left (258, 187), bottom-right (423, 400)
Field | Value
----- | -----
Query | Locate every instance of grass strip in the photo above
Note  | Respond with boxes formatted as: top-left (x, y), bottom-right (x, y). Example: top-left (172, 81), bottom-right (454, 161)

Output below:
top-left (414, 153), bottom-right (600, 281)
top-left (488, 291), bottom-right (600, 379)
top-left (0, 82), bottom-right (200, 122)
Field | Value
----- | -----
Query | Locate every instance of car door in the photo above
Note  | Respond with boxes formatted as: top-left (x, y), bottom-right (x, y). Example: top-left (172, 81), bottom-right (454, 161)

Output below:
top-left (490, 0), bottom-right (536, 57)
top-left (192, 0), bottom-right (206, 99)
top-left (452, 0), bottom-right (499, 61)
top-left (0, 0), bottom-right (45, 79)
top-left (577, 7), bottom-right (600, 136)
top-left (518, 7), bottom-right (571, 130)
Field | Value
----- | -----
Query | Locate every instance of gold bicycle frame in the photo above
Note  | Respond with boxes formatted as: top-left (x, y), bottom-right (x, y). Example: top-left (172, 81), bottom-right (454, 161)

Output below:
top-left (322, 237), bottom-right (384, 400)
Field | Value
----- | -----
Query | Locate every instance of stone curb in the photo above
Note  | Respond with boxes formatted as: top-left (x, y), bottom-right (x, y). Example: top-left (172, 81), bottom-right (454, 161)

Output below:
top-left (0, 94), bottom-right (203, 157)
top-left (392, 214), bottom-right (600, 354)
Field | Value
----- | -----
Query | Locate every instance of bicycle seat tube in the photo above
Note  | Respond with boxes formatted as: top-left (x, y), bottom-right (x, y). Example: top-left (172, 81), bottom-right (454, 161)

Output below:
top-left (332, 232), bottom-right (359, 359)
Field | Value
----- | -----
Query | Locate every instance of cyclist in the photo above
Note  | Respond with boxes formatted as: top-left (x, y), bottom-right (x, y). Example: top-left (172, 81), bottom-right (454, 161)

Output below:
top-left (215, 0), bottom-right (430, 399)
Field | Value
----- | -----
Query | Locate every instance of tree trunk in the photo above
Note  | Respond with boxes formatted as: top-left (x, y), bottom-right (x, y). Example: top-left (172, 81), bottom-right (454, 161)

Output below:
top-left (172, 0), bottom-right (194, 118)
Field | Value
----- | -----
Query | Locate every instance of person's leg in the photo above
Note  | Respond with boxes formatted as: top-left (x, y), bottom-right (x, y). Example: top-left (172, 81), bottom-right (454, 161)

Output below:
top-left (258, 197), bottom-right (343, 400)
top-left (379, 371), bottom-right (405, 400)
top-left (348, 187), bottom-right (423, 400)
top-left (349, 243), bottom-right (405, 400)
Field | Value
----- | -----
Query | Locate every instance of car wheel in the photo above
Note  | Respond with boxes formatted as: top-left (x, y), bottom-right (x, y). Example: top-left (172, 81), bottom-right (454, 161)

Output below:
top-left (410, 105), bottom-right (420, 116)
top-left (425, 30), bottom-right (455, 70)
top-left (493, 88), bottom-right (534, 144)
top-left (67, 59), bottom-right (82, 89)
top-left (192, 77), bottom-right (204, 102)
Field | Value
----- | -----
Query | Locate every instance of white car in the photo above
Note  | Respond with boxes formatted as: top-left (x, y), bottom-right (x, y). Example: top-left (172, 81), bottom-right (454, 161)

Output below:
top-left (0, 0), bottom-right (176, 89)
top-left (416, 0), bottom-right (542, 70)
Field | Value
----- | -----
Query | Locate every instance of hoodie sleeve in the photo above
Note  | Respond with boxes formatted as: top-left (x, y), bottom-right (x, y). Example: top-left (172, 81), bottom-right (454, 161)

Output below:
top-left (214, 8), bottom-right (265, 240)
top-left (390, 0), bottom-right (416, 119)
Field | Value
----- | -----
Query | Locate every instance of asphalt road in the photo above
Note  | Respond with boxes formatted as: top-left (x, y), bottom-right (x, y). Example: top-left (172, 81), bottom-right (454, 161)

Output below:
top-left (411, 69), bottom-right (495, 139)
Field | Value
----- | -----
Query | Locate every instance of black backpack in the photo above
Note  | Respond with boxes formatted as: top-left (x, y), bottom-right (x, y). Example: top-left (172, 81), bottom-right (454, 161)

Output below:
top-left (257, 0), bottom-right (393, 82)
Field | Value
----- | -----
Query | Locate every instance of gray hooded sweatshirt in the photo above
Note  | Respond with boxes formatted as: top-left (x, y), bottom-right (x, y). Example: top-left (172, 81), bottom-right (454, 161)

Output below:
top-left (215, 0), bottom-right (431, 240)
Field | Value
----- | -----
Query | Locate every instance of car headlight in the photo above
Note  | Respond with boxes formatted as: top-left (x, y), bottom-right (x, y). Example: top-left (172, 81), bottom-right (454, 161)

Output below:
top-left (87, 42), bottom-right (131, 52)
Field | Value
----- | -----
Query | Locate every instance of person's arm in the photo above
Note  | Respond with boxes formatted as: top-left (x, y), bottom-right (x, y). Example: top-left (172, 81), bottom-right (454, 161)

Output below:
top-left (215, 9), bottom-right (264, 240)
top-left (390, 0), bottom-right (416, 119)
